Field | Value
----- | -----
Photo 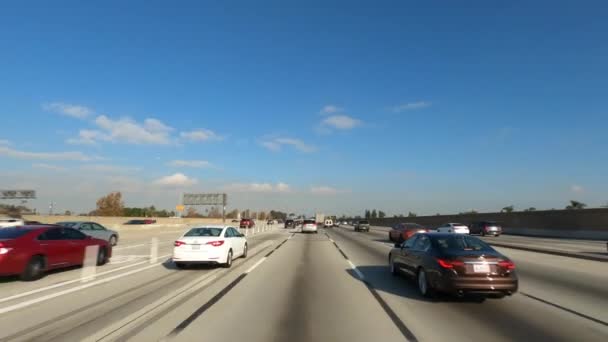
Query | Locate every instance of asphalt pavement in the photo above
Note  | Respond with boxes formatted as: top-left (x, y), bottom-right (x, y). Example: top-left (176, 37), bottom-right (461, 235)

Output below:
top-left (0, 224), bottom-right (606, 341)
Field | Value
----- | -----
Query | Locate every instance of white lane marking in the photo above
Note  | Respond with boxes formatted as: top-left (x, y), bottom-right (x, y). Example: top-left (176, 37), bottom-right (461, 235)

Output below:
top-left (150, 237), bottom-right (159, 264)
top-left (88, 272), bottom-right (219, 342)
top-left (0, 254), bottom-right (171, 305)
top-left (114, 240), bottom-right (173, 251)
top-left (245, 257), bottom-right (267, 274)
top-left (0, 259), bottom-right (170, 315)
top-left (347, 260), bottom-right (365, 280)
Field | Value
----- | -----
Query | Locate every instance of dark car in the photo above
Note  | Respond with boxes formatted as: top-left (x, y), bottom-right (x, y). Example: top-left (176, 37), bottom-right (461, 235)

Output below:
top-left (0, 225), bottom-right (111, 280)
top-left (284, 220), bottom-right (295, 229)
top-left (240, 218), bottom-right (255, 229)
top-left (354, 220), bottom-right (370, 232)
top-left (124, 219), bottom-right (156, 225)
top-left (388, 222), bottom-right (429, 243)
top-left (388, 232), bottom-right (517, 298)
top-left (470, 221), bottom-right (502, 237)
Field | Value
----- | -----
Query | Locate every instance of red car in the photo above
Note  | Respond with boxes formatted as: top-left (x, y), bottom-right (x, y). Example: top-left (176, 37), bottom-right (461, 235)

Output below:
top-left (0, 225), bottom-right (111, 281)
top-left (388, 222), bottom-right (429, 243)
top-left (239, 218), bottom-right (255, 229)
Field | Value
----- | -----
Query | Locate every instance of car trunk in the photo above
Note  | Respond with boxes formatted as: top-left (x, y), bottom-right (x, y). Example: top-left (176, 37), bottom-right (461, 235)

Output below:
top-left (441, 251), bottom-right (512, 277)
top-left (177, 237), bottom-right (223, 252)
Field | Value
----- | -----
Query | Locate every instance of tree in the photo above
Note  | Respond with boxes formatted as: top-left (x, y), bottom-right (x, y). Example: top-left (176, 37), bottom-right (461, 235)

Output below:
top-left (95, 192), bottom-right (124, 216)
top-left (208, 206), bottom-right (223, 218)
top-left (226, 209), bottom-right (239, 219)
top-left (364, 209), bottom-right (371, 219)
top-left (565, 200), bottom-right (586, 210)
top-left (242, 209), bottom-right (251, 219)
top-left (407, 211), bottom-right (417, 217)
top-left (371, 209), bottom-right (377, 219)
top-left (185, 207), bottom-right (200, 218)
top-left (250, 212), bottom-right (258, 219)
top-left (524, 207), bottom-right (536, 212)
top-left (501, 205), bottom-right (514, 213)
top-left (258, 212), bottom-right (268, 220)
top-left (378, 210), bottom-right (386, 218)
top-left (64, 210), bottom-right (72, 216)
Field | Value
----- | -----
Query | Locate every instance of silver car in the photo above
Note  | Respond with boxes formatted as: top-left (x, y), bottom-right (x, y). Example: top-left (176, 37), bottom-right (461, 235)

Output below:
top-left (57, 221), bottom-right (119, 246)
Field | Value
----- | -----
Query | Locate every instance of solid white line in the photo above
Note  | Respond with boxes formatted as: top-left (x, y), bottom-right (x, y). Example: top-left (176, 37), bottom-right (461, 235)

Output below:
top-left (0, 261), bottom-right (167, 315)
top-left (347, 260), bottom-right (365, 280)
top-left (329, 238), bottom-right (335, 242)
top-left (0, 254), bottom-right (171, 307)
top-left (245, 257), bottom-right (267, 274)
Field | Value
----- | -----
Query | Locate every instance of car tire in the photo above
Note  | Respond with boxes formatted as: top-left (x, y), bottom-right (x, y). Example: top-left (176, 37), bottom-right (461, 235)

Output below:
top-left (223, 250), bottom-right (233, 268)
top-left (175, 262), bottom-right (186, 269)
top-left (481, 230), bottom-right (485, 237)
top-left (96, 247), bottom-right (107, 266)
top-left (417, 268), bottom-right (435, 298)
top-left (20, 256), bottom-right (45, 281)
top-left (242, 244), bottom-right (248, 258)
top-left (388, 233), bottom-right (393, 242)
top-left (109, 235), bottom-right (118, 246)
top-left (389, 255), bottom-right (398, 277)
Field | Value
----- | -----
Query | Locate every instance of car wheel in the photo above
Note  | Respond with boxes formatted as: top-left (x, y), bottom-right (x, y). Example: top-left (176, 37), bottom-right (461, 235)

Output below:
top-left (96, 247), bottom-right (107, 266)
top-left (242, 244), bottom-right (248, 258)
top-left (481, 230), bottom-right (485, 237)
top-left (20, 256), bottom-right (45, 281)
top-left (223, 250), bottom-right (233, 268)
top-left (417, 268), bottom-right (435, 298)
top-left (389, 255), bottom-right (398, 276)
top-left (109, 235), bottom-right (118, 246)
top-left (175, 262), bottom-right (186, 269)
top-left (388, 233), bottom-right (393, 242)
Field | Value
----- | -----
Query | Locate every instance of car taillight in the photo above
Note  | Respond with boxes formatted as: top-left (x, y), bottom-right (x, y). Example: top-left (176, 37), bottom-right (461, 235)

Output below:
top-left (174, 241), bottom-right (186, 247)
top-left (206, 240), bottom-right (225, 247)
top-left (498, 260), bottom-right (516, 270)
top-left (436, 258), bottom-right (464, 269)
top-left (0, 247), bottom-right (12, 255)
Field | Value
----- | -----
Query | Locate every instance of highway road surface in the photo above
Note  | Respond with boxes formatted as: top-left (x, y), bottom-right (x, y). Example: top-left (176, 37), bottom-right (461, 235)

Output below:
top-left (0, 224), bottom-right (606, 341)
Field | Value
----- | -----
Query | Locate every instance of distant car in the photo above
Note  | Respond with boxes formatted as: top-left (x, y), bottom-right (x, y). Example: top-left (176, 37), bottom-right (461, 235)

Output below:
top-left (342, 221), bottom-right (348, 225)
top-left (470, 221), bottom-right (502, 237)
top-left (388, 222), bottom-right (429, 243)
top-left (302, 219), bottom-right (318, 233)
top-left (284, 220), bottom-right (295, 229)
top-left (0, 225), bottom-right (111, 280)
top-left (0, 217), bottom-right (24, 228)
top-left (24, 221), bottom-right (42, 225)
top-left (173, 226), bottom-right (247, 269)
top-left (354, 220), bottom-right (370, 232)
top-left (56, 221), bottom-right (120, 246)
top-left (124, 219), bottom-right (156, 225)
top-left (333, 221), bottom-right (340, 227)
top-left (388, 232), bottom-right (517, 298)
top-left (324, 219), bottom-right (333, 228)
top-left (240, 218), bottom-right (255, 229)
top-left (436, 223), bottom-right (470, 234)
top-left (266, 220), bottom-right (274, 225)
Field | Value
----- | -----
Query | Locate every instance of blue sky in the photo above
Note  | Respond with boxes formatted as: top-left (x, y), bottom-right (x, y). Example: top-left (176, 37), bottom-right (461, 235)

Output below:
top-left (1, 1), bottom-right (607, 215)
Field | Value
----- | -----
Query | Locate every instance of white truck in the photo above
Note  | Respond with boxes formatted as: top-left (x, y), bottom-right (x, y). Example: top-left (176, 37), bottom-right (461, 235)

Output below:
top-left (315, 213), bottom-right (325, 225)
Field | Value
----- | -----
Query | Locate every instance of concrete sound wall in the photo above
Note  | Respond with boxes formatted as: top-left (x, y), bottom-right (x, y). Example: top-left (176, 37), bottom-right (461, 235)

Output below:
top-left (368, 208), bottom-right (608, 240)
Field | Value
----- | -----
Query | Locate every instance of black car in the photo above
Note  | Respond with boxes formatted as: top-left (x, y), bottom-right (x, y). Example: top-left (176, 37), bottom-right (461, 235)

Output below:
top-left (354, 220), bottom-right (370, 232)
top-left (388, 232), bottom-right (517, 298)
top-left (284, 219), bottom-right (295, 229)
top-left (469, 221), bottom-right (502, 236)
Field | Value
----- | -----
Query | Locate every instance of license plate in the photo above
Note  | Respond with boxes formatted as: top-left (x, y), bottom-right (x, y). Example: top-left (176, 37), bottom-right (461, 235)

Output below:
top-left (473, 264), bottom-right (490, 273)
top-left (191, 244), bottom-right (200, 250)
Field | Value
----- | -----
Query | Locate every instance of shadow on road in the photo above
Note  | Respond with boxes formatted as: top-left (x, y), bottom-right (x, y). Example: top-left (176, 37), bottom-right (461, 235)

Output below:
top-left (346, 265), bottom-right (488, 304)
top-left (0, 264), bottom-right (82, 283)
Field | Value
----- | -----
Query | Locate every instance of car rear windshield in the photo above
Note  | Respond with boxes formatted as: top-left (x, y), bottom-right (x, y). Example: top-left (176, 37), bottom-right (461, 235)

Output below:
top-left (432, 235), bottom-right (493, 252)
top-left (57, 222), bottom-right (77, 227)
top-left (0, 228), bottom-right (31, 239)
top-left (359, 221), bottom-right (369, 224)
top-left (304, 220), bottom-right (316, 224)
top-left (184, 228), bottom-right (223, 237)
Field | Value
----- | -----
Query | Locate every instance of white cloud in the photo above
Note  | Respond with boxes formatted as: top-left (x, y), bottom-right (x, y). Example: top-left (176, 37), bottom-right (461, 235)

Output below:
top-left (320, 105), bottom-right (343, 115)
top-left (392, 101), bottom-right (431, 112)
top-left (321, 115), bottom-right (361, 130)
top-left (43, 102), bottom-right (93, 119)
top-left (80, 164), bottom-right (140, 173)
top-left (570, 185), bottom-right (584, 194)
top-left (260, 137), bottom-right (315, 153)
top-left (153, 173), bottom-right (198, 187)
top-left (66, 129), bottom-right (107, 145)
top-left (32, 163), bottom-right (66, 171)
top-left (92, 115), bottom-right (174, 145)
top-left (310, 186), bottom-right (340, 195)
top-left (222, 182), bottom-right (291, 193)
top-left (0, 146), bottom-right (92, 161)
top-left (168, 160), bottom-right (213, 168)
top-left (0, 139), bottom-right (10, 145)
top-left (180, 129), bottom-right (222, 142)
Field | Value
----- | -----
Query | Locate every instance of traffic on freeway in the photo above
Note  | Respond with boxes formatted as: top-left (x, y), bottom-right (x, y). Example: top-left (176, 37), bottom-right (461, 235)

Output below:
top-left (0, 222), bottom-right (606, 341)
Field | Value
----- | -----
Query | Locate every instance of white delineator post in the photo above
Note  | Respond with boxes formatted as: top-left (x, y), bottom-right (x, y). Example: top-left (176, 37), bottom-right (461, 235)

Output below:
top-left (81, 245), bottom-right (99, 283)
top-left (150, 237), bottom-right (158, 264)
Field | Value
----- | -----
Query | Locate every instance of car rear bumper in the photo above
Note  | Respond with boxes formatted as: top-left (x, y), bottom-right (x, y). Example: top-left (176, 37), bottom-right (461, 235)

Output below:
top-left (172, 248), bottom-right (227, 263)
top-left (302, 227), bottom-right (318, 232)
top-left (432, 273), bottom-right (518, 295)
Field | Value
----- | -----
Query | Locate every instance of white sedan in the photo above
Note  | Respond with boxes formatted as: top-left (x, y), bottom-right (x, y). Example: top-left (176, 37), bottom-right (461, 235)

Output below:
top-left (436, 223), bottom-right (470, 234)
top-left (173, 226), bottom-right (247, 268)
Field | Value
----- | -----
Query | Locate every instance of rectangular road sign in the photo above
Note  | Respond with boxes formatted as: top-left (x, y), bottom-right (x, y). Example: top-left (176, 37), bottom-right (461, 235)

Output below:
top-left (183, 193), bottom-right (226, 206)
top-left (0, 190), bottom-right (36, 199)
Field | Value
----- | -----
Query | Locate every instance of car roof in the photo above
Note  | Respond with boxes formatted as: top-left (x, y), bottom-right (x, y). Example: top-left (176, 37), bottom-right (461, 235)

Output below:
top-left (188, 225), bottom-right (231, 229)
